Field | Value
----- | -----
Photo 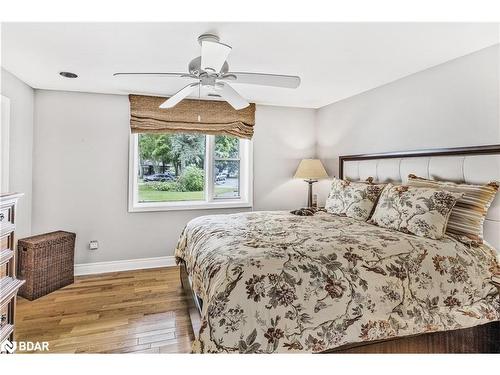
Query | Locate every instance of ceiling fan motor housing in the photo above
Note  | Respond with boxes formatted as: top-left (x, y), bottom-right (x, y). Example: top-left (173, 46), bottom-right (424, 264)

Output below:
top-left (188, 56), bottom-right (229, 77)
top-left (200, 75), bottom-right (217, 87)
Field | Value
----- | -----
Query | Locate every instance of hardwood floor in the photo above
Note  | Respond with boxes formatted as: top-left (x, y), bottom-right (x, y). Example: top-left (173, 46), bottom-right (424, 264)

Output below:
top-left (14, 267), bottom-right (194, 353)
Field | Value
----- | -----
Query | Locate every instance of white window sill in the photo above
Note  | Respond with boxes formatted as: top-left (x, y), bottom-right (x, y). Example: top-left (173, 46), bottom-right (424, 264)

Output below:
top-left (129, 200), bottom-right (253, 213)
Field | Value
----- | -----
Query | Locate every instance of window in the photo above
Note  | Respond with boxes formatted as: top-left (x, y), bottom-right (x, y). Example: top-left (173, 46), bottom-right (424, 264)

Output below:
top-left (129, 133), bottom-right (252, 211)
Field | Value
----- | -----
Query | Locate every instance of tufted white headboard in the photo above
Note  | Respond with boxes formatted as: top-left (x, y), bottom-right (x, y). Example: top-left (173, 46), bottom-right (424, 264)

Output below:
top-left (339, 145), bottom-right (500, 254)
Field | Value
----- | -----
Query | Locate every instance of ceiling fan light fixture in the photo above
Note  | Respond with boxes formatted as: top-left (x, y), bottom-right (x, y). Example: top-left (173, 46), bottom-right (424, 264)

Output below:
top-left (200, 40), bottom-right (232, 73)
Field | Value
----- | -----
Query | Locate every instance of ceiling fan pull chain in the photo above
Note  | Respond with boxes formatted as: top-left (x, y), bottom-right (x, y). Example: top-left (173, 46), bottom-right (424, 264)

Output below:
top-left (198, 83), bottom-right (201, 122)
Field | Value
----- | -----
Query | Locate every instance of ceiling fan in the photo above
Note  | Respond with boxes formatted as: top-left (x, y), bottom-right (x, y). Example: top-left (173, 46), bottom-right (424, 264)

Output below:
top-left (113, 34), bottom-right (301, 110)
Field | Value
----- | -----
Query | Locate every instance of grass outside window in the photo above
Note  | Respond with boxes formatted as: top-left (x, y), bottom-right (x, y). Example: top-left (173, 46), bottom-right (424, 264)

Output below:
top-left (138, 181), bottom-right (234, 202)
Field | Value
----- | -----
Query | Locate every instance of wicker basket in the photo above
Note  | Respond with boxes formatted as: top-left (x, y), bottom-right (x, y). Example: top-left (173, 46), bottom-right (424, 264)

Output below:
top-left (17, 231), bottom-right (75, 300)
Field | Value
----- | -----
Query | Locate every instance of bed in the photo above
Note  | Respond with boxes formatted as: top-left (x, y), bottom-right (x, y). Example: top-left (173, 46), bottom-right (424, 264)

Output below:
top-left (175, 144), bottom-right (500, 353)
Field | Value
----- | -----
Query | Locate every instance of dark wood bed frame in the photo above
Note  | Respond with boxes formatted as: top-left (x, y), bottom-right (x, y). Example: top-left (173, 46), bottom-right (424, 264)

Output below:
top-left (180, 144), bottom-right (500, 353)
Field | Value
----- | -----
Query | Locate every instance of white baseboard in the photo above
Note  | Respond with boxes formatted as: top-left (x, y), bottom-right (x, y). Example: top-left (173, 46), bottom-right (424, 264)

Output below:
top-left (74, 256), bottom-right (177, 276)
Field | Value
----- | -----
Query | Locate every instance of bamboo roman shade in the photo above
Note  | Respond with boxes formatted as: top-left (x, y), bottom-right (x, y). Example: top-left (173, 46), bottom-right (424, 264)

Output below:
top-left (129, 94), bottom-right (256, 139)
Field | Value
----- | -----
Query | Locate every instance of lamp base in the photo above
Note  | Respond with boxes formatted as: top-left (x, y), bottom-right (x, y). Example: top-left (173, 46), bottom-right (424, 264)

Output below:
top-left (305, 179), bottom-right (318, 208)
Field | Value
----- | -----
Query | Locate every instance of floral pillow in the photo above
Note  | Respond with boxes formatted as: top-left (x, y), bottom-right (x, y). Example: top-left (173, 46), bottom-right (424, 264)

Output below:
top-left (325, 178), bottom-right (385, 221)
top-left (369, 184), bottom-right (463, 239)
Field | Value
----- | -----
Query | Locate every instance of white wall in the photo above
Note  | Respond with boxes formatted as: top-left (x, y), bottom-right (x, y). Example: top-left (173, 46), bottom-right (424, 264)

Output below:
top-left (32, 90), bottom-right (316, 264)
top-left (316, 45), bottom-right (500, 202)
top-left (1, 68), bottom-right (34, 239)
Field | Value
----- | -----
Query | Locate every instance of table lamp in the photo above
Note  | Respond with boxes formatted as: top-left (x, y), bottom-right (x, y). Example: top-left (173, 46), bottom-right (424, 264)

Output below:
top-left (294, 159), bottom-right (329, 208)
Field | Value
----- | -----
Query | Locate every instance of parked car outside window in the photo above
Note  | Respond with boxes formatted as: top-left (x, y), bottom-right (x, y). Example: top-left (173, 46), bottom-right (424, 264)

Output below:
top-left (143, 172), bottom-right (175, 182)
top-left (215, 173), bottom-right (226, 185)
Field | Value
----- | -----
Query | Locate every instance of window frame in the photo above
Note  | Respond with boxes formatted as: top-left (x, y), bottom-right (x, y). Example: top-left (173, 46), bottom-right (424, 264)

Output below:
top-left (128, 133), bottom-right (253, 212)
top-left (212, 135), bottom-right (242, 200)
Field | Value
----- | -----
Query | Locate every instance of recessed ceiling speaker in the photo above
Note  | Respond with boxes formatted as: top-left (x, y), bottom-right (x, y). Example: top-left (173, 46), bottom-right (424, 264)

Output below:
top-left (59, 71), bottom-right (78, 78)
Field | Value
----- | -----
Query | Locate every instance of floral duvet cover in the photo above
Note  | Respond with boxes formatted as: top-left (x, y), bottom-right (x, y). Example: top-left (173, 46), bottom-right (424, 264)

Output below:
top-left (174, 211), bottom-right (500, 353)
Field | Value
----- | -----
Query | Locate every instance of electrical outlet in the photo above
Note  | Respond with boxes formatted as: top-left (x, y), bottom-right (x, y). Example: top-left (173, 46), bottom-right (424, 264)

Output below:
top-left (89, 240), bottom-right (99, 250)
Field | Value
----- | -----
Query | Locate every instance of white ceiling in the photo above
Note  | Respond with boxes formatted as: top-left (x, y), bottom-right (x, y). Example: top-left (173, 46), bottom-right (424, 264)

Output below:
top-left (2, 23), bottom-right (499, 108)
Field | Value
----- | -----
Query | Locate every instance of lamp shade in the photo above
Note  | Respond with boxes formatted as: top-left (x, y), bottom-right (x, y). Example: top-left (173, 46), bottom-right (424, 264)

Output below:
top-left (294, 159), bottom-right (329, 180)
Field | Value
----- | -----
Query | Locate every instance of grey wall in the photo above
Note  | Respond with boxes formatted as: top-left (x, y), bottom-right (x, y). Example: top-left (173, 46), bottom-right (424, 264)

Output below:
top-left (253, 105), bottom-right (316, 210)
top-left (1, 68), bottom-right (34, 239)
top-left (32, 90), bottom-right (315, 264)
top-left (315, 44), bottom-right (500, 202)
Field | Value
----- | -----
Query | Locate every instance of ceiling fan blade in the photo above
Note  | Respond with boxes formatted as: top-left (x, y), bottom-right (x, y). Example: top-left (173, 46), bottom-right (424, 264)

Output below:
top-left (223, 72), bottom-right (301, 88)
top-left (113, 72), bottom-right (194, 78)
top-left (217, 82), bottom-right (249, 110)
top-left (201, 41), bottom-right (232, 73)
top-left (159, 83), bottom-right (199, 109)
